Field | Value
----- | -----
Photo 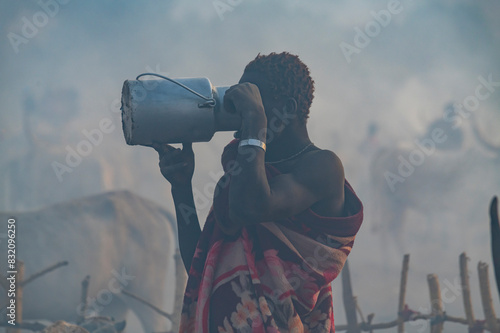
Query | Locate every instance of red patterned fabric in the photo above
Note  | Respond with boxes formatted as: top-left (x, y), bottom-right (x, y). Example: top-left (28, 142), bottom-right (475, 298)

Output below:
top-left (179, 140), bottom-right (363, 332)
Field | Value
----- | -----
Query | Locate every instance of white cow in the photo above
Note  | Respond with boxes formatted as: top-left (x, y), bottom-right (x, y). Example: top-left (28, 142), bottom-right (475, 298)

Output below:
top-left (369, 113), bottom-right (500, 251)
top-left (0, 190), bottom-right (183, 333)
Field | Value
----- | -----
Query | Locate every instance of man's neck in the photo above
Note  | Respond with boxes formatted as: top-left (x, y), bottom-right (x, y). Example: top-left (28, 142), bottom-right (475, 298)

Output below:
top-left (265, 125), bottom-right (312, 163)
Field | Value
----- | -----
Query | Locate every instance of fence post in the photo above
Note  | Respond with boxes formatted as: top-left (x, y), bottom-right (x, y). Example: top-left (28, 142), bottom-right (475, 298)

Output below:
top-left (427, 274), bottom-right (444, 333)
top-left (478, 262), bottom-right (499, 333)
top-left (397, 254), bottom-right (410, 333)
top-left (459, 253), bottom-right (475, 329)
top-left (342, 260), bottom-right (360, 333)
top-left (76, 275), bottom-right (90, 324)
top-left (490, 197), bottom-right (500, 302)
top-left (6, 260), bottom-right (23, 333)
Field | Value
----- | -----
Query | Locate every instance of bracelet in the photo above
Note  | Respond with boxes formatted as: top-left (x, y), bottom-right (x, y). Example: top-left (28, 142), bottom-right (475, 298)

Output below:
top-left (239, 139), bottom-right (266, 152)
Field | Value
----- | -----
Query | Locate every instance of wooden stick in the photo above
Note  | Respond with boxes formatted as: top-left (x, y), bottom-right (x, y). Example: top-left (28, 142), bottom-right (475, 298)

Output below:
top-left (335, 314), bottom-right (473, 331)
top-left (478, 262), bottom-right (499, 333)
top-left (366, 313), bottom-right (374, 333)
top-left (459, 252), bottom-right (475, 328)
top-left (122, 289), bottom-right (173, 321)
top-left (490, 196), bottom-right (500, 302)
top-left (21, 260), bottom-right (68, 287)
top-left (16, 262), bottom-right (24, 333)
top-left (336, 319), bottom-right (397, 331)
top-left (1, 261), bottom-right (68, 320)
top-left (7, 261), bottom-right (24, 333)
top-left (443, 314), bottom-right (469, 325)
top-left (397, 254), bottom-right (410, 333)
top-left (77, 275), bottom-right (90, 324)
top-left (342, 260), bottom-right (361, 333)
top-left (427, 274), bottom-right (444, 333)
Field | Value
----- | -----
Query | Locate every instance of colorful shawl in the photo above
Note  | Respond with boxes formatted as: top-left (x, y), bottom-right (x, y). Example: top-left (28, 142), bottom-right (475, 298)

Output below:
top-left (179, 141), bottom-right (363, 333)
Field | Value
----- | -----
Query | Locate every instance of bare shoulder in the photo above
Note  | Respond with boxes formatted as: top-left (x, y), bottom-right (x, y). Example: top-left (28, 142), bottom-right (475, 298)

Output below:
top-left (293, 148), bottom-right (345, 196)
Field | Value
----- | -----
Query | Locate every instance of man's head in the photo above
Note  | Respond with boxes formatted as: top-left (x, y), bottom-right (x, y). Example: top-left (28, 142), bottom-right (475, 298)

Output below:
top-left (241, 52), bottom-right (315, 125)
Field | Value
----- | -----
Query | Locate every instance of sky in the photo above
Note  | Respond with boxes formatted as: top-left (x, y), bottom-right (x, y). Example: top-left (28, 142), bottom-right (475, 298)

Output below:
top-left (1, 0), bottom-right (500, 332)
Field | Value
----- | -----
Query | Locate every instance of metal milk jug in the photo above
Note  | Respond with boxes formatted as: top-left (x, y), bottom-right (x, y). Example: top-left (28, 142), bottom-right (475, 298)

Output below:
top-left (121, 73), bottom-right (241, 146)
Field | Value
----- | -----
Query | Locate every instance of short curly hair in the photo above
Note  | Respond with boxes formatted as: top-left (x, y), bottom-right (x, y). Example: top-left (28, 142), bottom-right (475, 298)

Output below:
top-left (244, 52), bottom-right (315, 123)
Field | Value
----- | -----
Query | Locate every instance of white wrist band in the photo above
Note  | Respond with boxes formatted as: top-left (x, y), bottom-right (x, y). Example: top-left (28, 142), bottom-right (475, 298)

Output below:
top-left (239, 139), bottom-right (266, 152)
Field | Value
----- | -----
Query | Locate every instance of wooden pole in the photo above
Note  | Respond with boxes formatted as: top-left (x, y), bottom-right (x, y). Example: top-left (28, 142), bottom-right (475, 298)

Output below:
top-left (20, 260), bottom-right (68, 287)
top-left (397, 254), bottom-right (410, 333)
top-left (77, 275), bottom-right (90, 324)
top-left (490, 196), bottom-right (500, 302)
top-left (366, 313), bottom-right (374, 333)
top-left (478, 262), bottom-right (499, 333)
top-left (122, 290), bottom-right (173, 321)
top-left (335, 313), bottom-right (472, 331)
top-left (6, 261), bottom-right (24, 333)
top-left (459, 253), bottom-right (475, 329)
top-left (16, 261), bottom-right (24, 333)
top-left (427, 274), bottom-right (444, 333)
top-left (342, 260), bottom-right (360, 333)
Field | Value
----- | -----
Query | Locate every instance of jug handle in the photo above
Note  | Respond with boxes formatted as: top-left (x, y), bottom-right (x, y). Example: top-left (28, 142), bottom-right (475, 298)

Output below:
top-left (136, 73), bottom-right (216, 108)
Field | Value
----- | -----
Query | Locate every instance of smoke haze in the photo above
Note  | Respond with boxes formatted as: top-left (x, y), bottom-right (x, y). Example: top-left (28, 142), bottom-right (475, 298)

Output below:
top-left (1, 1), bottom-right (499, 332)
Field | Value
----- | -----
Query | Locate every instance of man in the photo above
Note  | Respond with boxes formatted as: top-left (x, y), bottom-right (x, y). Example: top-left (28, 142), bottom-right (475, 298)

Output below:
top-left (155, 52), bottom-right (363, 332)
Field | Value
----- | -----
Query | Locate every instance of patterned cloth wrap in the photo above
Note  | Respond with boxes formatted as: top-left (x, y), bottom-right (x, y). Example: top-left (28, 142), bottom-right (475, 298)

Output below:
top-left (179, 140), bottom-right (363, 333)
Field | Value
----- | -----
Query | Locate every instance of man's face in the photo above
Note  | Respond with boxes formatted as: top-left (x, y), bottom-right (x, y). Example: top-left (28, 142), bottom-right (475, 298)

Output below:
top-left (238, 71), bottom-right (294, 138)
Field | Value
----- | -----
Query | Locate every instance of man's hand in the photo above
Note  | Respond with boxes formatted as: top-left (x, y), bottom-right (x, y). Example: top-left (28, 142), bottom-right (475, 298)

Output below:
top-left (152, 142), bottom-right (194, 189)
top-left (224, 82), bottom-right (268, 140)
top-left (224, 83), bottom-right (266, 122)
top-left (152, 142), bottom-right (199, 272)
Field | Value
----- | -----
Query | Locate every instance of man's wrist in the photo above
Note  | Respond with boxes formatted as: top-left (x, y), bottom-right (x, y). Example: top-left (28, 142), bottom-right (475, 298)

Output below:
top-left (239, 139), bottom-right (266, 151)
top-left (171, 184), bottom-right (193, 196)
top-left (241, 114), bottom-right (267, 139)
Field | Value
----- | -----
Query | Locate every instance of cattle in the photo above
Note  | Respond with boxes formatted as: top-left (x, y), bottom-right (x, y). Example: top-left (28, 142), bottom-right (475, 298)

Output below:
top-left (0, 88), bottom-right (137, 212)
top-left (369, 106), bottom-right (500, 251)
top-left (0, 190), bottom-right (182, 333)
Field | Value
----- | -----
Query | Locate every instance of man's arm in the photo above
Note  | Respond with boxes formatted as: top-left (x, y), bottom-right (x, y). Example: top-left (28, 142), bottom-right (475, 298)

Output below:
top-left (222, 83), bottom-right (344, 234)
top-left (172, 185), bottom-right (201, 272)
top-left (227, 146), bottom-right (344, 228)
top-left (154, 143), bottom-right (201, 272)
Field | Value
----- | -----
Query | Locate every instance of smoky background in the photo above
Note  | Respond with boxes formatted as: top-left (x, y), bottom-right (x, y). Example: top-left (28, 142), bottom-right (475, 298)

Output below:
top-left (1, 0), bottom-right (499, 332)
